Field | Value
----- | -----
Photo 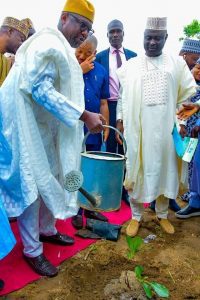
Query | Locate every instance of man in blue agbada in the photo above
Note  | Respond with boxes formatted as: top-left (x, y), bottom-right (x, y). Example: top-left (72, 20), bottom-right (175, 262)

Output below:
top-left (0, 0), bottom-right (104, 277)
top-left (0, 148), bottom-right (16, 290)
top-left (0, 198), bottom-right (16, 291)
top-left (0, 16), bottom-right (29, 290)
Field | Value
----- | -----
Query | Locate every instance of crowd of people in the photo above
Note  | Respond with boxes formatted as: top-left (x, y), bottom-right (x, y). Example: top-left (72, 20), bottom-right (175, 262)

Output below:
top-left (0, 0), bottom-right (200, 292)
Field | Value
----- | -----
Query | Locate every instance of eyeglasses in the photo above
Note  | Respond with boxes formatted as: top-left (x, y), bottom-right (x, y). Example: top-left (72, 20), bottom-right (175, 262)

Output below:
top-left (70, 14), bottom-right (94, 35)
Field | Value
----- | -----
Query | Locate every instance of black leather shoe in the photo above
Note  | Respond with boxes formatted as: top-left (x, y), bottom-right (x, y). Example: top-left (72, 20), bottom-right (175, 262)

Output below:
top-left (40, 232), bottom-right (74, 245)
top-left (169, 199), bottom-right (181, 212)
top-left (175, 205), bottom-right (200, 219)
top-left (0, 279), bottom-right (4, 291)
top-left (24, 254), bottom-right (58, 277)
top-left (71, 214), bottom-right (83, 229)
top-left (84, 210), bottom-right (108, 222)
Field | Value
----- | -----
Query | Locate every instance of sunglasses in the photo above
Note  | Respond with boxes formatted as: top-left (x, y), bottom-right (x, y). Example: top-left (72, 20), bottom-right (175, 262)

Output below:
top-left (70, 14), bottom-right (94, 35)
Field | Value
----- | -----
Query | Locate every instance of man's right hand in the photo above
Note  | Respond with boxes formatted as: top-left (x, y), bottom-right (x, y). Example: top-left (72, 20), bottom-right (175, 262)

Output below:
top-left (116, 120), bottom-right (124, 145)
top-left (80, 54), bottom-right (95, 74)
top-left (80, 110), bottom-right (106, 133)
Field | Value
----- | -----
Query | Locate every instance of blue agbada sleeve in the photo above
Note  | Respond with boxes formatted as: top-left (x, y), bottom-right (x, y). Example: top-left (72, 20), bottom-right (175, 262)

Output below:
top-left (0, 132), bottom-right (12, 165)
top-left (0, 119), bottom-right (15, 257)
top-left (32, 61), bottom-right (83, 127)
top-left (0, 107), bottom-right (12, 165)
top-left (0, 199), bottom-right (16, 259)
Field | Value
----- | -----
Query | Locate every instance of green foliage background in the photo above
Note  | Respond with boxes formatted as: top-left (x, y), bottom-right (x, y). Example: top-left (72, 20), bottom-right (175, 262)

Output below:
top-left (179, 19), bottom-right (200, 41)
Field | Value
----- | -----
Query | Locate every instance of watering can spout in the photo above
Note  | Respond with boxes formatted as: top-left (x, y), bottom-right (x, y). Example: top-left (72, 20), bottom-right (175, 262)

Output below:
top-left (64, 170), bottom-right (100, 208)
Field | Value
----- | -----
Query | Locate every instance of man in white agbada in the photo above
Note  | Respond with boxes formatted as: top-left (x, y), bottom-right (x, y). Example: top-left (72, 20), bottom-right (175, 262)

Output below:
top-left (116, 17), bottom-right (196, 237)
top-left (0, 0), bottom-right (104, 277)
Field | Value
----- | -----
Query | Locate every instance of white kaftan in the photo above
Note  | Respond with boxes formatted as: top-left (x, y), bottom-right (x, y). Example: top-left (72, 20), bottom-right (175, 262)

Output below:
top-left (117, 53), bottom-right (196, 203)
top-left (0, 28), bottom-right (85, 218)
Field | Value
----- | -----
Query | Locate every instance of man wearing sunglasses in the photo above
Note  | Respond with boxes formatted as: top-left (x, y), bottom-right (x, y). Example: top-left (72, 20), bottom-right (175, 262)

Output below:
top-left (0, 0), bottom-right (104, 278)
top-left (58, 9), bottom-right (95, 48)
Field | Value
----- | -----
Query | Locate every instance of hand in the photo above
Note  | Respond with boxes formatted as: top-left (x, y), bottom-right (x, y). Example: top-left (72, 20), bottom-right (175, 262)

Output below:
top-left (177, 103), bottom-right (199, 120)
top-left (80, 110), bottom-right (106, 134)
top-left (179, 125), bottom-right (187, 138)
top-left (116, 120), bottom-right (124, 145)
top-left (103, 127), bottom-right (109, 142)
top-left (80, 54), bottom-right (95, 74)
top-left (191, 126), bottom-right (200, 138)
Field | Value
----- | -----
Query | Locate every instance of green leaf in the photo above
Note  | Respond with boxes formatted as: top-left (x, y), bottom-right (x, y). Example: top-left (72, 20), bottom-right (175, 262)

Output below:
top-left (126, 236), bottom-right (143, 252)
top-left (142, 282), bottom-right (153, 299)
top-left (132, 236), bottom-right (143, 252)
top-left (134, 265), bottom-right (144, 279)
top-left (126, 235), bottom-right (134, 250)
top-left (150, 282), bottom-right (169, 298)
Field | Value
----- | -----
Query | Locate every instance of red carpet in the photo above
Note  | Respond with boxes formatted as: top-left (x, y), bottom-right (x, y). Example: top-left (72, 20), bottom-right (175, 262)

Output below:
top-left (0, 201), bottom-right (131, 296)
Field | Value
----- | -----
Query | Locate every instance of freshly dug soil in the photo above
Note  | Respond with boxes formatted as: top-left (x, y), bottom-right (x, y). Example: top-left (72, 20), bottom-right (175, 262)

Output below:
top-left (3, 204), bottom-right (200, 300)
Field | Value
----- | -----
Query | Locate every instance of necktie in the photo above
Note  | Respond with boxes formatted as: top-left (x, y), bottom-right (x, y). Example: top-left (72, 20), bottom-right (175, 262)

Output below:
top-left (115, 49), bottom-right (122, 68)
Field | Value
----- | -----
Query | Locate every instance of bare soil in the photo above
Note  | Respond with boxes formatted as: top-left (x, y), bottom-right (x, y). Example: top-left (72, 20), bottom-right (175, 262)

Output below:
top-left (2, 201), bottom-right (200, 300)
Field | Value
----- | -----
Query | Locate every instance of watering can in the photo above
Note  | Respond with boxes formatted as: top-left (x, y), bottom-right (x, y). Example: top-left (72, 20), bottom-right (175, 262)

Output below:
top-left (78, 125), bottom-right (127, 212)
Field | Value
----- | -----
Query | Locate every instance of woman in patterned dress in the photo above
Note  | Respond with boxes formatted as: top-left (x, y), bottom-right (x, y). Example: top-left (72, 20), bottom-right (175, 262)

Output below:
top-left (181, 59), bottom-right (200, 201)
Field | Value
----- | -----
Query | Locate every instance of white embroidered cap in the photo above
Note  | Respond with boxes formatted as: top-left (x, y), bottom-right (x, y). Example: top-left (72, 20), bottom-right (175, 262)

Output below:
top-left (146, 17), bottom-right (167, 30)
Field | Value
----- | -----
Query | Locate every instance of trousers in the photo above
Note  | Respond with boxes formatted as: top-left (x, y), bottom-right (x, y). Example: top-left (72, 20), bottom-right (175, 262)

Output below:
top-left (17, 198), bottom-right (57, 257)
top-left (130, 195), bottom-right (169, 221)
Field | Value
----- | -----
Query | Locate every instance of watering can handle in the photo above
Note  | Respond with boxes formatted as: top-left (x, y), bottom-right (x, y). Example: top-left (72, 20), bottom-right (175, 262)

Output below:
top-left (82, 125), bottom-right (127, 155)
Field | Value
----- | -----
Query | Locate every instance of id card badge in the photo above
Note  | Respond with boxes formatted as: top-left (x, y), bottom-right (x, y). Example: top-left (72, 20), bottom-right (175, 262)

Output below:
top-left (182, 138), bottom-right (198, 162)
